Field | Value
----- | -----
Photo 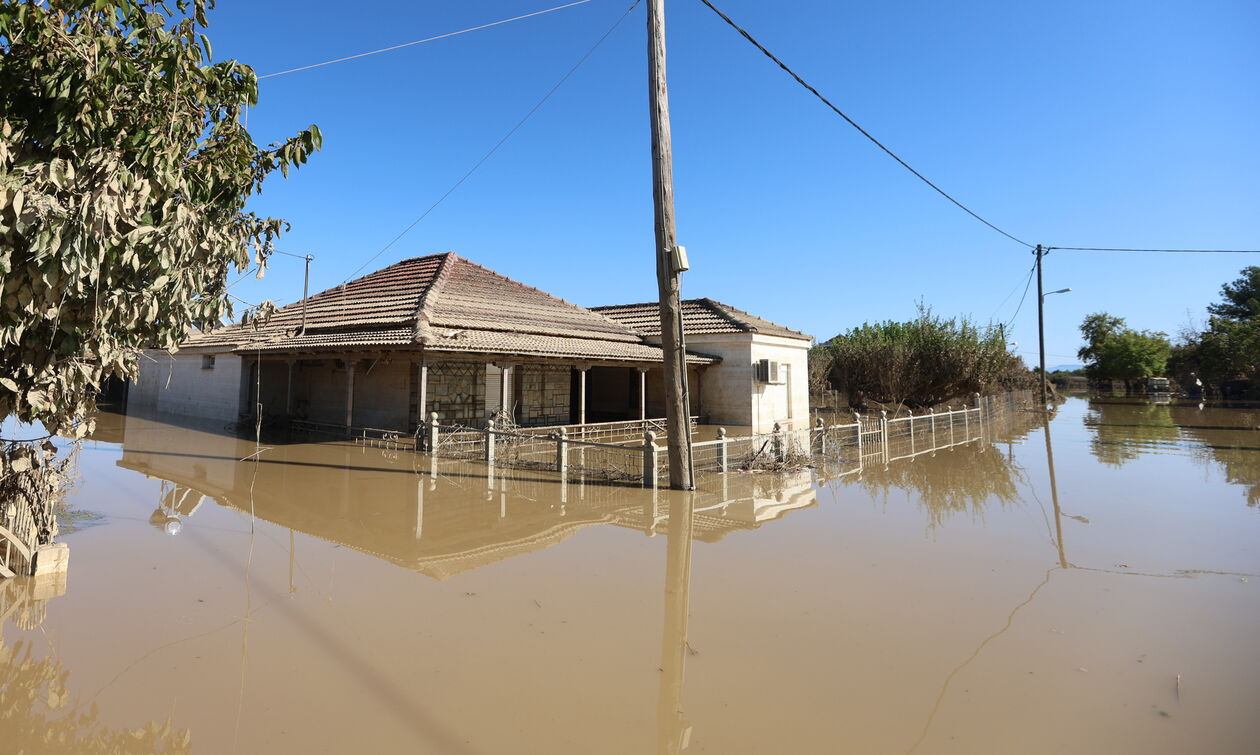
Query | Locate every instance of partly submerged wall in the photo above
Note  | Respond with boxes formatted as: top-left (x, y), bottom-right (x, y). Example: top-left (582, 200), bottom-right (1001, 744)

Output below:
top-left (130, 350), bottom-right (247, 421)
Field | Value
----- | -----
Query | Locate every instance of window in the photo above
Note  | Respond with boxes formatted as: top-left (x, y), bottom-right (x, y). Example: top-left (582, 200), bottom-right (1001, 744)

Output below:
top-left (201, 355), bottom-right (216, 370)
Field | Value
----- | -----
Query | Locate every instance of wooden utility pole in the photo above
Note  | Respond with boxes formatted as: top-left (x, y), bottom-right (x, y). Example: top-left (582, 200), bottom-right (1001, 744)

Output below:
top-left (647, 0), bottom-right (694, 490)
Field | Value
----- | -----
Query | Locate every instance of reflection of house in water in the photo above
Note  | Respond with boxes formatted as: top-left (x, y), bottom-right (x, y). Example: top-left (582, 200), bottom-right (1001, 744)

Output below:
top-left (115, 414), bottom-right (816, 579)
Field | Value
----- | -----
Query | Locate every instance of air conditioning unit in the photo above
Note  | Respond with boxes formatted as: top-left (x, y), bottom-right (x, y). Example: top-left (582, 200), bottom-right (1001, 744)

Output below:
top-left (755, 359), bottom-right (781, 384)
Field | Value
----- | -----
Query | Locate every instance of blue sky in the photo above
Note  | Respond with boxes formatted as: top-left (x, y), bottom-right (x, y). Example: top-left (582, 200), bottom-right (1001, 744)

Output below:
top-left (212, 0), bottom-right (1259, 368)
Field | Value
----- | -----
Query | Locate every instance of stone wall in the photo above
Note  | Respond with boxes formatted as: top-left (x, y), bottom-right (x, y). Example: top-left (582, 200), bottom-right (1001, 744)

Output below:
top-left (517, 364), bottom-right (571, 426)
top-left (427, 362), bottom-right (485, 427)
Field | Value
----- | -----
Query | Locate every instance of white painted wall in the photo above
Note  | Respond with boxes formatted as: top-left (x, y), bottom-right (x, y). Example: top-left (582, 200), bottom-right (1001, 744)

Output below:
top-left (130, 350), bottom-right (246, 421)
top-left (687, 333), bottom-right (810, 432)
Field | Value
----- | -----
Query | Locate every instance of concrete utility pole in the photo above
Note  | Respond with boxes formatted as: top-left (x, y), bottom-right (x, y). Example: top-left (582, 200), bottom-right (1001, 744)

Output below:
top-left (647, 0), bottom-right (694, 490)
top-left (1035, 244), bottom-right (1047, 409)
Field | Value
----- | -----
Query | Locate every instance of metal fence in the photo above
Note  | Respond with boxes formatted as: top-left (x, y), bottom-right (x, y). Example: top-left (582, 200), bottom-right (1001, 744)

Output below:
top-left (319, 390), bottom-right (1039, 489)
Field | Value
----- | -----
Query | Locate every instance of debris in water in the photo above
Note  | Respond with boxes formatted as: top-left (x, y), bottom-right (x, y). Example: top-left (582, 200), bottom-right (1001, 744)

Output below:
top-left (1176, 674), bottom-right (1181, 702)
top-left (686, 642), bottom-right (698, 657)
top-left (533, 599), bottom-right (542, 608)
top-left (1078, 667), bottom-right (1088, 672)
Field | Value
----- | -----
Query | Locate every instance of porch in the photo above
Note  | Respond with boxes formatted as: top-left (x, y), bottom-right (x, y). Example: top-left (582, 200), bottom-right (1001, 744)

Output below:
top-left (245, 352), bottom-right (708, 436)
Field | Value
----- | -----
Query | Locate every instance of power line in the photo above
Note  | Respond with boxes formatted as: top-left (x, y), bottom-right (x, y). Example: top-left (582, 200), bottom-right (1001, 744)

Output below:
top-left (693, 0), bottom-right (1034, 249)
top-left (988, 260), bottom-right (1036, 323)
top-left (1047, 246), bottom-right (1260, 254)
top-left (1002, 260), bottom-right (1037, 333)
top-left (258, 0), bottom-right (596, 79)
top-left (342, 0), bottom-right (643, 283)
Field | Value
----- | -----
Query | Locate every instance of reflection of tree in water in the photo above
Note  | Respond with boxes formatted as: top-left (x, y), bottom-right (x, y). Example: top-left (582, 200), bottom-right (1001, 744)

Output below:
top-left (1084, 400), bottom-right (1180, 467)
top-left (1170, 404), bottom-right (1260, 507)
top-left (0, 579), bottom-right (191, 754)
top-left (856, 443), bottom-right (1023, 529)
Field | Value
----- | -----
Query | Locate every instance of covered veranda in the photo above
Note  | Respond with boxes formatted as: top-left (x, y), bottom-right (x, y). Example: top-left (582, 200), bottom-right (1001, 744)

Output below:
top-left (245, 347), bottom-right (714, 437)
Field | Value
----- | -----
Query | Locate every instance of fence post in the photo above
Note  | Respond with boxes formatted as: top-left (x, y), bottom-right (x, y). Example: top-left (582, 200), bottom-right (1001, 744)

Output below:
top-left (974, 392), bottom-right (982, 423)
top-left (815, 417), bottom-right (826, 456)
top-left (929, 407), bottom-right (936, 437)
top-left (717, 428), bottom-right (728, 473)
top-left (485, 419), bottom-right (496, 464)
top-left (427, 412), bottom-right (439, 456)
top-left (555, 428), bottom-right (568, 477)
top-left (908, 410), bottom-right (915, 448)
top-left (772, 422), bottom-right (784, 462)
top-left (948, 407), bottom-right (954, 444)
top-left (964, 400), bottom-right (970, 436)
top-left (855, 412), bottom-right (863, 461)
top-left (880, 410), bottom-right (888, 449)
top-left (642, 431), bottom-right (659, 489)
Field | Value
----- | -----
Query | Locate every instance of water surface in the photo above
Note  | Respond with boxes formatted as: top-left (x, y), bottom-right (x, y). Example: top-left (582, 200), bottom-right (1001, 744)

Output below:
top-left (1, 397), bottom-right (1256, 753)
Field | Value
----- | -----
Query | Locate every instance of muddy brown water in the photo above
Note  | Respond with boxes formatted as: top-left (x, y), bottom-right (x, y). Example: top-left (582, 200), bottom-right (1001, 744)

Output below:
top-left (1, 396), bottom-right (1257, 753)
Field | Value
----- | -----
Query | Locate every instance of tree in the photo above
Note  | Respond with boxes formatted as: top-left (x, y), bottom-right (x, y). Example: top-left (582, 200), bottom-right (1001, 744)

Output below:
top-left (0, 0), bottom-right (319, 561)
top-left (1077, 312), bottom-right (1170, 384)
top-left (1076, 312), bottom-right (1125, 367)
top-left (1207, 266), bottom-right (1260, 321)
top-left (0, 0), bottom-right (319, 436)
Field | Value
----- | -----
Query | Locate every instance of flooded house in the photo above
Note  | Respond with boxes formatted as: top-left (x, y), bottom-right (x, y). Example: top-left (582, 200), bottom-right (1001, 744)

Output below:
top-left (128, 252), bottom-right (811, 433)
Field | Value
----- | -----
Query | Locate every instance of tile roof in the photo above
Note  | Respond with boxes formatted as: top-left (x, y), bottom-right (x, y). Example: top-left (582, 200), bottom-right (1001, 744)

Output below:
top-left (184, 253), bottom-right (719, 364)
top-left (591, 298), bottom-right (812, 341)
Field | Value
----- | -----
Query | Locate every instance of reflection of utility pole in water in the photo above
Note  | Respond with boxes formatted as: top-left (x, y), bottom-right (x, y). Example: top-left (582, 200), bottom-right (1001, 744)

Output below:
top-left (657, 493), bottom-right (694, 753)
top-left (1043, 419), bottom-right (1067, 569)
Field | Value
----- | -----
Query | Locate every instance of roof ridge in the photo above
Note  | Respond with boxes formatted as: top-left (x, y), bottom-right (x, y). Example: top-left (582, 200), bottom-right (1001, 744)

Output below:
top-left (435, 256), bottom-right (645, 341)
top-left (412, 252), bottom-right (457, 344)
top-left (695, 297), bottom-right (754, 333)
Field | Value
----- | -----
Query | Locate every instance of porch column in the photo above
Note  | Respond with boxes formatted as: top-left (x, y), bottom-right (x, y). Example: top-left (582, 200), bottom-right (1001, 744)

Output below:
top-left (638, 367), bottom-right (648, 421)
top-left (344, 360), bottom-right (356, 429)
top-left (285, 359), bottom-right (295, 415)
top-left (415, 356), bottom-right (428, 432)
top-left (577, 365), bottom-right (589, 426)
top-left (495, 362), bottom-right (512, 420)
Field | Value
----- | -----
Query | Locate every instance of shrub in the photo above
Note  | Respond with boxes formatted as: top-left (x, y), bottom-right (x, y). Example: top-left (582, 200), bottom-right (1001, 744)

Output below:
top-left (814, 306), bottom-right (1030, 409)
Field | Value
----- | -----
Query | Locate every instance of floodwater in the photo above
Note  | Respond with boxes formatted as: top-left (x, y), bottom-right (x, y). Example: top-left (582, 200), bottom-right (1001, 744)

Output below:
top-left (1, 396), bottom-right (1257, 753)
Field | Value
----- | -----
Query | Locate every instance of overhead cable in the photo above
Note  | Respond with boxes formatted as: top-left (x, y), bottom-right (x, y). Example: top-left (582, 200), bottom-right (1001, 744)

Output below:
top-left (259, 0), bottom-right (596, 79)
top-left (693, 0), bottom-right (1034, 249)
top-left (341, 0), bottom-right (643, 282)
top-left (1002, 261), bottom-right (1037, 333)
top-left (1047, 246), bottom-right (1260, 254)
top-left (988, 260), bottom-right (1036, 323)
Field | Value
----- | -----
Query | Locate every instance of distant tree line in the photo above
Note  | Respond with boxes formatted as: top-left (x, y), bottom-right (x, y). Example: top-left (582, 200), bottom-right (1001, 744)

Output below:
top-left (1168, 267), bottom-right (1260, 394)
top-left (1073, 267), bottom-right (1260, 395)
top-left (1077, 267), bottom-right (1260, 395)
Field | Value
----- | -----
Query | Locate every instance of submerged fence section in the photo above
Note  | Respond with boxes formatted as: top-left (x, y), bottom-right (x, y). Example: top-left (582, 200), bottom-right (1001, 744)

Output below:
top-left (395, 389), bottom-right (1039, 488)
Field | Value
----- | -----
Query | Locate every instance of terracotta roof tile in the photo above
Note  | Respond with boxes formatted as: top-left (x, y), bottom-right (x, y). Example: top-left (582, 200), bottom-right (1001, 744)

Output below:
top-left (182, 253), bottom-right (718, 364)
top-left (591, 299), bottom-right (812, 341)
